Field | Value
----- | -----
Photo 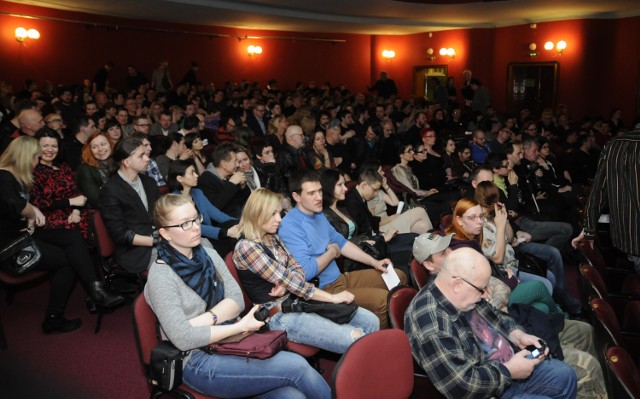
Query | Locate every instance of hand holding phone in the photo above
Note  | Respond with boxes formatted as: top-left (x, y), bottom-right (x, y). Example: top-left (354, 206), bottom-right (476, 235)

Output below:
top-left (525, 340), bottom-right (547, 359)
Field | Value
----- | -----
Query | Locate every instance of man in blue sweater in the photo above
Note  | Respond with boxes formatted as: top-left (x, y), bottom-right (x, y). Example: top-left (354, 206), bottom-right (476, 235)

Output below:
top-left (279, 169), bottom-right (407, 328)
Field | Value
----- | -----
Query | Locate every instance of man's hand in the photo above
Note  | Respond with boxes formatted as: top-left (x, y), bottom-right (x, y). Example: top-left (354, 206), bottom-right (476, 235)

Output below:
top-left (504, 350), bottom-right (544, 380)
top-left (229, 171), bottom-right (247, 185)
top-left (371, 258), bottom-right (391, 273)
top-left (268, 283), bottom-right (287, 297)
top-left (330, 291), bottom-right (355, 304)
top-left (571, 230), bottom-right (594, 249)
top-left (507, 170), bottom-right (518, 185)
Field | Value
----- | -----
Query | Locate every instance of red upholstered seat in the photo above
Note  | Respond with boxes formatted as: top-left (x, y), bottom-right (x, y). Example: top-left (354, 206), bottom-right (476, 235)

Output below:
top-left (387, 285), bottom-right (417, 330)
top-left (331, 329), bottom-right (414, 399)
top-left (603, 345), bottom-right (640, 399)
top-left (410, 259), bottom-right (429, 289)
top-left (131, 294), bottom-right (214, 399)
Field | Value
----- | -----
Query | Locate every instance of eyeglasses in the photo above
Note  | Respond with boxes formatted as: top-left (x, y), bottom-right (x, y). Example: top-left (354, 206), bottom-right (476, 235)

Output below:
top-left (162, 213), bottom-right (204, 231)
top-left (462, 214), bottom-right (486, 221)
top-left (416, 149), bottom-right (428, 154)
top-left (452, 275), bottom-right (486, 294)
top-left (405, 149), bottom-right (415, 153)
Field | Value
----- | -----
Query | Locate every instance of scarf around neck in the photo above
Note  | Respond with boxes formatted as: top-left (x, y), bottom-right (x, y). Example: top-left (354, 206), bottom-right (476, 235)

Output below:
top-left (157, 239), bottom-right (224, 309)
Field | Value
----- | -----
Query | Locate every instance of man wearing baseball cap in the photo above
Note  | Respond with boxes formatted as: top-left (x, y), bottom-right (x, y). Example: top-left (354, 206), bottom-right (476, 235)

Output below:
top-left (412, 232), bottom-right (455, 277)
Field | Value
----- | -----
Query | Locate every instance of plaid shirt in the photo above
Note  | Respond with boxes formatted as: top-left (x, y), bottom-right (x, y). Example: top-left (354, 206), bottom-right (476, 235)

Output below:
top-left (404, 280), bottom-right (521, 399)
top-left (233, 235), bottom-right (315, 302)
top-left (144, 159), bottom-right (166, 187)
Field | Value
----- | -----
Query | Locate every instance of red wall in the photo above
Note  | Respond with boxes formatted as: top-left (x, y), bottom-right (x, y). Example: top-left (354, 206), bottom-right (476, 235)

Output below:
top-left (2, 0), bottom-right (638, 124)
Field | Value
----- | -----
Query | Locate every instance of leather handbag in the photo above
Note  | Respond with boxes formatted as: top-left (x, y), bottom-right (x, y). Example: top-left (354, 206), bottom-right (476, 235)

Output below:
top-left (281, 295), bottom-right (359, 324)
top-left (343, 235), bottom-right (389, 272)
top-left (203, 330), bottom-right (288, 360)
top-left (0, 233), bottom-right (42, 276)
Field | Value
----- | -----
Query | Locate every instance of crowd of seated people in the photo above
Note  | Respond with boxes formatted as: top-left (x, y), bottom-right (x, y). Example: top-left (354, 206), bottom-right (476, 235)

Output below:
top-left (0, 72), bottom-right (635, 398)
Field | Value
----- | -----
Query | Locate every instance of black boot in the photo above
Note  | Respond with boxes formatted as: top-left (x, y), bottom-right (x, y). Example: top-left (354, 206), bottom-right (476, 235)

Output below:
top-left (42, 313), bottom-right (82, 334)
top-left (86, 296), bottom-right (98, 314)
top-left (88, 281), bottom-right (125, 308)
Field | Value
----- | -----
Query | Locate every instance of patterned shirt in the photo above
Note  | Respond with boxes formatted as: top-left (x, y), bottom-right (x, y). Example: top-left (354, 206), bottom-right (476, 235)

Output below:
top-left (233, 234), bottom-right (315, 303)
top-left (144, 159), bottom-right (166, 187)
top-left (405, 279), bottom-right (521, 399)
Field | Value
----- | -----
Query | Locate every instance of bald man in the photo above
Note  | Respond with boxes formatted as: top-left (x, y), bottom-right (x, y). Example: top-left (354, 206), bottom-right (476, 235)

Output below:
top-left (276, 125), bottom-right (310, 193)
top-left (1, 109), bottom-right (44, 153)
top-left (405, 247), bottom-right (577, 398)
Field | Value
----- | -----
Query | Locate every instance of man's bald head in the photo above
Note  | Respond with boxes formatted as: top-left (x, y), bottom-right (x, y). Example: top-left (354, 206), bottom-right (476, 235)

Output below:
top-left (436, 248), bottom-right (491, 311)
top-left (18, 109), bottom-right (44, 136)
top-left (285, 125), bottom-right (305, 149)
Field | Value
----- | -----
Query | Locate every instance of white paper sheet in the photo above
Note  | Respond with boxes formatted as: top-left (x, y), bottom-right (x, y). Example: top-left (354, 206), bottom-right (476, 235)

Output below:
top-left (381, 263), bottom-right (401, 290)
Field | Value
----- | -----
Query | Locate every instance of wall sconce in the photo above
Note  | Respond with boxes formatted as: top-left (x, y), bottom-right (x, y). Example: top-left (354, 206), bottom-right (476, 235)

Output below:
top-left (528, 43), bottom-right (538, 57)
top-left (426, 48), bottom-right (435, 61)
top-left (382, 49), bottom-right (395, 61)
top-left (439, 48), bottom-right (456, 60)
top-left (247, 45), bottom-right (262, 58)
top-left (15, 27), bottom-right (40, 43)
top-left (544, 41), bottom-right (566, 55)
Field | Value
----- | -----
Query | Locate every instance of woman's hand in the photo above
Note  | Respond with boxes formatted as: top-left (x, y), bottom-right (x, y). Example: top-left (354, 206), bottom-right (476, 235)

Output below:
top-left (179, 149), bottom-right (193, 160)
top-left (514, 231), bottom-right (531, 246)
top-left (383, 228), bottom-right (399, 242)
top-left (67, 209), bottom-right (81, 224)
top-left (268, 283), bottom-right (287, 297)
top-left (507, 170), bottom-right (519, 185)
top-left (494, 202), bottom-right (508, 228)
top-left (237, 305), bottom-right (267, 333)
top-left (330, 291), bottom-right (355, 304)
top-left (69, 195), bottom-right (87, 207)
top-left (32, 206), bottom-right (46, 227)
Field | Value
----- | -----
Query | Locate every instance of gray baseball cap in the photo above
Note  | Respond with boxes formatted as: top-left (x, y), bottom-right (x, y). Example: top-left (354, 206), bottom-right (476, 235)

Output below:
top-left (413, 233), bottom-right (455, 263)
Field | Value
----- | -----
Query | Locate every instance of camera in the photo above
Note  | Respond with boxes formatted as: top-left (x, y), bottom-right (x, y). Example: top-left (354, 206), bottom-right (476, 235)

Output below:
top-left (525, 340), bottom-right (547, 359)
top-left (254, 305), bottom-right (270, 322)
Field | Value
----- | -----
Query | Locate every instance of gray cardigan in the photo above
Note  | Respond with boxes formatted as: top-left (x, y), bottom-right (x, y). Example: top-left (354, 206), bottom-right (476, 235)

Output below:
top-left (144, 247), bottom-right (244, 353)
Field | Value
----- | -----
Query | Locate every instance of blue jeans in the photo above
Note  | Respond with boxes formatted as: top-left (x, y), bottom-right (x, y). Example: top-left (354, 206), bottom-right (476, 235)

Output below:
top-left (516, 242), bottom-right (582, 313)
top-left (516, 217), bottom-right (572, 250)
top-left (183, 350), bottom-right (331, 399)
top-left (268, 307), bottom-right (379, 354)
top-left (501, 358), bottom-right (577, 399)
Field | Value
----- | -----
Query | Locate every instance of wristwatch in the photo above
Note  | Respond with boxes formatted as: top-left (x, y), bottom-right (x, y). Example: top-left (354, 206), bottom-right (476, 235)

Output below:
top-left (209, 309), bottom-right (218, 325)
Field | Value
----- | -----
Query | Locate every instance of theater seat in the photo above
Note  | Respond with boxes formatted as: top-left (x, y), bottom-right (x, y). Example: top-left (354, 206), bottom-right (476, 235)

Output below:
top-left (131, 294), bottom-right (214, 399)
top-left (603, 345), bottom-right (640, 399)
top-left (410, 259), bottom-right (429, 289)
top-left (331, 329), bottom-right (413, 399)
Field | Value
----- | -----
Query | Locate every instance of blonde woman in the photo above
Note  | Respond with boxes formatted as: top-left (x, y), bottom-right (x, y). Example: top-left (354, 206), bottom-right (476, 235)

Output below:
top-left (233, 188), bottom-right (379, 353)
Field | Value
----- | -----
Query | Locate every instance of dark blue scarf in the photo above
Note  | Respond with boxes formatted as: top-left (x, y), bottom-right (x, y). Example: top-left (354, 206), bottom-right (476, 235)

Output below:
top-left (157, 239), bottom-right (224, 309)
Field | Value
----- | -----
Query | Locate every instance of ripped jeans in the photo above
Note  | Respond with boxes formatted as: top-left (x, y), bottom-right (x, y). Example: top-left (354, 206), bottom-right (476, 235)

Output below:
top-left (268, 306), bottom-right (379, 354)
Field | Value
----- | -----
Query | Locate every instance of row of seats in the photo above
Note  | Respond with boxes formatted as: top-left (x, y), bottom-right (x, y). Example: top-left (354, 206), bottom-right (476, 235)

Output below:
top-left (577, 240), bottom-right (640, 398)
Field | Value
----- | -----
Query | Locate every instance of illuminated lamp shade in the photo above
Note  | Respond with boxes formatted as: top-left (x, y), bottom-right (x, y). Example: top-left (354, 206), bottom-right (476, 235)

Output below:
top-left (439, 48), bottom-right (448, 56)
top-left (529, 43), bottom-right (537, 51)
top-left (556, 40), bottom-right (567, 53)
top-left (382, 49), bottom-right (395, 60)
top-left (27, 29), bottom-right (40, 39)
top-left (247, 45), bottom-right (262, 58)
top-left (544, 41), bottom-right (554, 51)
top-left (15, 27), bottom-right (39, 43)
top-left (446, 48), bottom-right (455, 57)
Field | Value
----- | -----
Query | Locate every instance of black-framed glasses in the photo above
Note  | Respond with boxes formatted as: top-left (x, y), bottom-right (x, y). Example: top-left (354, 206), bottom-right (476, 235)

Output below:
top-left (452, 275), bottom-right (486, 294)
top-left (462, 213), bottom-right (486, 221)
top-left (162, 213), bottom-right (204, 231)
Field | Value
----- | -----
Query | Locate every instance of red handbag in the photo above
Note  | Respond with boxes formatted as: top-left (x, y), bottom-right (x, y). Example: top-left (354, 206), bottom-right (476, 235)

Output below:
top-left (202, 330), bottom-right (288, 360)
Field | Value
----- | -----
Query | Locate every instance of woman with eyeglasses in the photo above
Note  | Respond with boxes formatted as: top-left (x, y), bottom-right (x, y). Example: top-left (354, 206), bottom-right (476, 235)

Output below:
top-left (233, 188), bottom-right (379, 354)
top-left (145, 193), bottom-right (331, 398)
top-left (445, 198), bottom-right (560, 315)
top-left (44, 113), bottom-right (68, 140)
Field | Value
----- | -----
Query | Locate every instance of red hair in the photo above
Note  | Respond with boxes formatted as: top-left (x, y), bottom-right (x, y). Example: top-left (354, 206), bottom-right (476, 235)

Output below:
top-left (81, 131), bottom-right (113, 168)
top-left (445, 197), bottom-right (481, 241)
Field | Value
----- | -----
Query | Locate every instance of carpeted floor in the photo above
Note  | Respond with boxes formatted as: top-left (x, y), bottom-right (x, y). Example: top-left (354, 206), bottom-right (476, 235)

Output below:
top-left (0, 280), bottom-right (338, 398)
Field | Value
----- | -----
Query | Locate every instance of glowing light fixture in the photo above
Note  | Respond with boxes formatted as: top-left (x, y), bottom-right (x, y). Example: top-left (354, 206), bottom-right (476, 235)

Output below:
top-left (247, 45), bottom-right (262, 58)
top-left (382, 49), bottom-right (395, 61)
top-left (439, 47), bottom-right (456, 60)
top-left (15, 27), bottom-right (40, 43)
